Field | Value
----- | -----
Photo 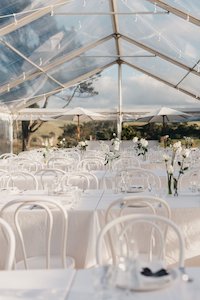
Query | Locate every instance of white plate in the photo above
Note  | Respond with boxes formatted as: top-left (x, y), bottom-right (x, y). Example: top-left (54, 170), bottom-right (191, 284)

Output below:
top-left (117, 269), bottom-right (178, 292)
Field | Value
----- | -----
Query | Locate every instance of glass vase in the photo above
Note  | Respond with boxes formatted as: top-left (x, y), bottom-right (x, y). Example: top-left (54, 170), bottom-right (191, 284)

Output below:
top-left (168, 178), bottom-right (173, 195)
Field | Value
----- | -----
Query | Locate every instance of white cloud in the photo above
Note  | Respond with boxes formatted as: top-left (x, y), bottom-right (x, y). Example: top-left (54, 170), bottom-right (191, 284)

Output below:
top-left (47, 66), bottom-right (200, 111)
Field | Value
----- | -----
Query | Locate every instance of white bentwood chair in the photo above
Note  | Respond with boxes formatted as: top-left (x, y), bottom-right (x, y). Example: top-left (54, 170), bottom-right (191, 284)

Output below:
top-left (96, 214), bottom-right (185, 269)
top-left (0, 171), bottom-right (39, 190)
top-left (114, 168), bottom-right (162, 193)
top-left (0, 198), bottom-right (75, 270)
top-left (61, 172), bottom-right (90, 192)
top-left (0, 217), bottom-right (16, 270)
top-left (35, 168), bottom-right (66, 189)
top-left (77, 158), bottom-right (105, 171)
top-left (105, 195), bottom-right (171, 264)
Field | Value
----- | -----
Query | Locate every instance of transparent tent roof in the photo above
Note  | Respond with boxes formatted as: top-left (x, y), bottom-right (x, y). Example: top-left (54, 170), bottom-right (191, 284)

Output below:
top-left (0, 0), bottom-right (200, 114)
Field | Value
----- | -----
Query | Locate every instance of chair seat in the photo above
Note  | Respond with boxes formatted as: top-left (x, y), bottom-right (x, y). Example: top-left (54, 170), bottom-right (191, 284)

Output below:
top-left (15, 255), bottom-right (75, 270)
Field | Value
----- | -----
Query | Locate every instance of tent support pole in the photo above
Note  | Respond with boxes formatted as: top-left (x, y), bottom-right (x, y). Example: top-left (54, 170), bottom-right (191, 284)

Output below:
top-left (117, 61), bottom-right (122, 140)
top-left (9, 117), bottom-right (13, 153)
top-left (77, 115), bottom-right (80, 141)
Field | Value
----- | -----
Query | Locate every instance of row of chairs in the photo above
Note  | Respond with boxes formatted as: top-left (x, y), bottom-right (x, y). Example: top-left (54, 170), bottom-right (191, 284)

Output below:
top-left (0, 169), bottom-right (99, 191)
top-left (1, 195), bottom-right (185, 272)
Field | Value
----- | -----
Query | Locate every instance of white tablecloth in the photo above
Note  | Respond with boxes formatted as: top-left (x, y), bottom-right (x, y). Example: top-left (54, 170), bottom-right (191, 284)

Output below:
top-left (67, 267), bottom-right (200, 300)
top-left (0, 189), bottom-right (103, 269)
top-left (0, 269), bottom-right (75, 300)
top-left (0, 268), bottom-right (199, 300)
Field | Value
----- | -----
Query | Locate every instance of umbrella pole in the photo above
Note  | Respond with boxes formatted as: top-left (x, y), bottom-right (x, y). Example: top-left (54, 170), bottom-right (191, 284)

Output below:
top-left (77, 115), bottom-right (80, 141)
top-left (162, 115), bottom-right (166, 134)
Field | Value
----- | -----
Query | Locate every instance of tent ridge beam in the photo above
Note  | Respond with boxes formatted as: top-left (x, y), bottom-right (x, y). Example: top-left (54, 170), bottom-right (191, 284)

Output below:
top-left (121, 34), bottom-right (200, 77)
top-left (124, 60), bottom-right (200, 102)
top-left (109, 0), bottom-right (121, 56)
top-left (146, 0), bottom-right (200, 27)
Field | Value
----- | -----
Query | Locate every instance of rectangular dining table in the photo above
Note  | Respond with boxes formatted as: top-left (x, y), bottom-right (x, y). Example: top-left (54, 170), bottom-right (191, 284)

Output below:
top-left (0, 267), bottom-right (199, 300)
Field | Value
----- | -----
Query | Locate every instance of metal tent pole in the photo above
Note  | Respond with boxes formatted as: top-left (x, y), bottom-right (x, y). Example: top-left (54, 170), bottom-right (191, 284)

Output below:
top-left (9, 116), bottom-right (13, 153)
top-left (117, 61), bottom-right (122, 140)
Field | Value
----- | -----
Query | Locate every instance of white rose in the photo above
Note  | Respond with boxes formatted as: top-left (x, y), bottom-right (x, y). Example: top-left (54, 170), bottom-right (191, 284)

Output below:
top-left (143, 140), bottom-right (148, 148)
top-left (114, 142), bottom-right (120, 151)
top-left (181, 149), bottom-right (190, 158)
top-left (140, 138), bottom-right (148, 148)
top-left (163, 154), bottom-right (170, 161)
top-left (167, 165), bottom-right (174, 174)
top-left (133, 137), bottom-right (138, 143)
top-left (173, 141), bottom-right (181, 150)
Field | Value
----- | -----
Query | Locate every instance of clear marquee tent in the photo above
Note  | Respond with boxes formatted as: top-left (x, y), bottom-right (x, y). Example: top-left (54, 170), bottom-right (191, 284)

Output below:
top-left (1, 0), bottom-right (200, 152)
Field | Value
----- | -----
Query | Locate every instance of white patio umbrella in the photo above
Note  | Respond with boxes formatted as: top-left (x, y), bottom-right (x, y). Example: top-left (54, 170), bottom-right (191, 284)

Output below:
top-left (136, 107), bottom-right (191, 132)
top-left (53, 107), bottom-right (106, 140)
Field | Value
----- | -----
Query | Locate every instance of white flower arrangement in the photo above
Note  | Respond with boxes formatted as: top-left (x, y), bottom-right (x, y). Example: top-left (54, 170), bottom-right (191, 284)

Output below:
top-left (163, 141), bottom-right (190, 195)
top-left (133, 136), bottom-right (148, 157)
top-left (78, 140), bottom-right (88, 151)
top-left (183, 136), bottom-right (194, 149)
top-left (105, 151), bottom-right (120, 166)
top-left (111, 133), bottom-right (121, 151)
top-left (59, 138), bottom-right (67, 148)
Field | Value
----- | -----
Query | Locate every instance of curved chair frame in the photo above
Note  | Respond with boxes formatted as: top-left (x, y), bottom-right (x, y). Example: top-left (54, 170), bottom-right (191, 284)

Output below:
top-left (0, 217), bottom-right (16, 270)
top-left (0, 197), bottom-right (74, 269)
top-left (96, 214), bottom-right (185, 268)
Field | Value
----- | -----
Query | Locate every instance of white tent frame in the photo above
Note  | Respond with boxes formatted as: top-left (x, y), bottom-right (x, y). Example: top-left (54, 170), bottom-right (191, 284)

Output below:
top-left (0, 0), bottom-right (200, 141)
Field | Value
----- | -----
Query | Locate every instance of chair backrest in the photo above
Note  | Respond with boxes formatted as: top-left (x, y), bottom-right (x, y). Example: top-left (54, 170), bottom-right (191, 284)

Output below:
top-left (11, 158), bottom-right (43, 172)
top-left (96, 214), bottom-right (185, 268)
top-left (61, 172), bottom-right (90, 191)
top-left (0, 217), bottom-right (16, 270)
top-left (35, 168), bottom-right (66, 189)
top-left (0, 153), bottom-right (17, 160)
top-left (0, 170), bottom-right (9, 188)
top-left (5, 171), bottom-right (39, 190)
top-left (112, 157), bottom-right (141, 171)
top-left (114, 168), bottom-right (162, 193)
top-left (61, 149), bottom-right (81, 162)
top-left (105, 195), bottom-right (171, 264)
top-left (105, 195), bottom-right (171, 224)
top-left (47, 157), bottom-right (75, 172)
top-left (77, 158), bottom-right (105, 171)
top-left (80, 171), bottom-right (99, 189)
top-left (0, 197), bottom-right (68, 269)
top-left (179, 169), bottom-right (199, 193)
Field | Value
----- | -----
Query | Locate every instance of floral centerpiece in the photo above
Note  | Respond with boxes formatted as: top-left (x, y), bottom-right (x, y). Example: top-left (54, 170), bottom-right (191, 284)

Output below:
top-left (163, 141), bottom-right (190, 195)
top-left (133, 137), bottom-right (148, 160)
top-left (58, 138), bottom-right (68, 148)
top-left (111, 133), bottom-right (121, 152)
top-left (183, 136), bottom-right (194, 149)
top-left (101, 138), bottom-right (120, 170)
top-left (104, 151), bottom-right (120, 170)
top-left (78, 140), bottom-right (88, 151)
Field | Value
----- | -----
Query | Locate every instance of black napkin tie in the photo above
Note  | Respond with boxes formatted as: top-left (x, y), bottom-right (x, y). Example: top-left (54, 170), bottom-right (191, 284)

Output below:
top-left (141, 267), bottom-right (169, 277)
